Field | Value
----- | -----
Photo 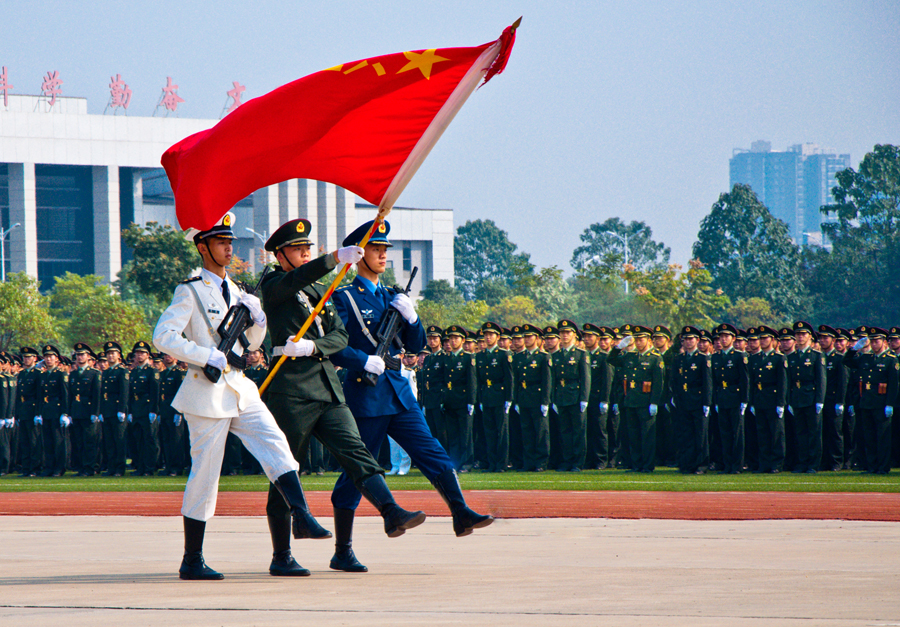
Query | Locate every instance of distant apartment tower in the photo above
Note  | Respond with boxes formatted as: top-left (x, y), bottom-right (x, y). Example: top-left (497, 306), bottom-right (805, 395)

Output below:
top-left (729, 140), bottom-right (850, 242)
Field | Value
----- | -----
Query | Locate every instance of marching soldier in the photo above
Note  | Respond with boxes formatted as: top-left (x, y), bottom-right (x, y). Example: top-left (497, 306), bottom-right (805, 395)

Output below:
top-left (69, 343), bottom-right (102, 476)
top-left (787, 321), bottom-right (827, 473)
top-left (750, 326), bottom-right (788, 473)
top-left (670, 326), bottom-right (712, 474)
top-left (550, 319), bottom-right (590, 472)
top-left (37, 345), bottom-right (71, 477)
top-left (513, 324), bottom-right (552, 471)
top-left (16, 347), bottom-right (42, 477)
top-left (158, 352), bottom-right (186, 476)
top-left (420, 325), bottom-right (447, 448)
top-left (441, 325), bottom-right (477, 471)
top-left (128, 341), bottom-right (160, 476)
top-left (99, 342), bottom-right (129, 477)
top-left (818, 325), bottom-right (848, 471)
top-left (475, 321), bottom-right (513, 472)
top-left (583, 324), bottom-right (614, 470)
top-left (711, 324), bottom-right (749, 474)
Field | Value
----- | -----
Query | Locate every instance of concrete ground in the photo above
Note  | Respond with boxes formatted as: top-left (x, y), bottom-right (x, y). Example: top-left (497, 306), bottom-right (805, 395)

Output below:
top-left (1, 516), bottom-right (899, 626)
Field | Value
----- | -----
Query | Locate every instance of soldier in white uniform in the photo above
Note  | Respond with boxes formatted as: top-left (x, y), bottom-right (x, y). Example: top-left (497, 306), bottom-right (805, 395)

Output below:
top-left (154, 212), bottom-right (361, 580)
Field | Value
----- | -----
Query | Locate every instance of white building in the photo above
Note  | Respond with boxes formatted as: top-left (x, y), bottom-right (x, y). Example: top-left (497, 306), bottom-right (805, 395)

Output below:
top-left (0, 94), bottom-right (453, 296)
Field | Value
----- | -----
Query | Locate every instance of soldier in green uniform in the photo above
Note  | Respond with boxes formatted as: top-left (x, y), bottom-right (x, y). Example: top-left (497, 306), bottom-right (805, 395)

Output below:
top-left (420, 325), bottom-right (447, 448)
top-left (609, 325), bottom-right (664, 473)
top-left (475, 321), bottom-right (513, 472)
top-left (128, 341), bottom-right (159, 476)
top-left (99, 341), bottom-right (129, 477)
top-left (787, 321), bottom-right (827, 473)
top-left (711, 324), bottom-right (749, 474)
top-left (37, 345), bottom-right (71, 477)
top-left (513, 324), bottom-right (552, 471)
top-left (69, 343), bottom-right (102, 476)
top-left (818, 325), bottom-right (848, 471)
top-left (158, 352), bottom-right (186, 476)
top-left (889, 327), bottom-right (900, 468)
top-left (241, 348), bottom-right (268, 475)
top-left (609, 327), bottom-right (627, 468)
top-left (550, 320), bottom-right (590, 472)
top-left (652, 325), bottom-right (677, 467)
top-left (441, 325), bottom-right (477, 471)
top-left (507, 325), bottom-right (526, 470)
top-left (15, 347), bottom-right (42, 477)
top-left (670, 326), bottom-right (712, 474)
top-left (0, 355), bottom-right (12, 474)
top-left (842, 327), bottom-right (898, 474)
top-left (743, 328), bottom-right (761, 472)
top-left (750, 326), bottom-right (788, 473)
top-left (583, 324), bottom-right (614, 469)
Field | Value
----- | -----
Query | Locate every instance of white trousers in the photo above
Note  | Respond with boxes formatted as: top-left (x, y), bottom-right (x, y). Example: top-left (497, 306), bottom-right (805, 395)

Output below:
top-left (181, 400), bottom-right (299, 521)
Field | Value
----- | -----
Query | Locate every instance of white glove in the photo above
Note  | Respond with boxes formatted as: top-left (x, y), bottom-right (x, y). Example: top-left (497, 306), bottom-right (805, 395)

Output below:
top-left (5, 418), bottom-right (14, 429)
top-left (0, 420), bottom-right (6, 428)
top-left (239, 293), bottom-right (266, 327)
top-left (479, 403), bottom-right (483, 411)
top-left (815, 403), bottom-right (823, 414)
top-left (740, 403), bottom-right (747, 416)
top-left (612, 404), bottom-right (619, 415)
top-left (60, 415), bottom-right (72, 428)
top-left (616, 336), bottom-right (634, 350)
top-left (117, 412), bottom-right (126, 422)
top-left (207, 348), bottom-right (227, 371)
top-left (580, 401), bottom-right (588, 413)
top-left (364, 355), bottom-right (385, 375)
top-left (715, 405), bottom-right (719, 413)
top-left (702, 406), bottom-right (710, 417)
top-left (127, 414), bottom-right (133, 423)
top-left (887, 406), bottom-right (894, 419)
top-left (552, 403), bottom-right (558, 413)
top-left (835, 404), bottom-right (844, 416)
top-left (90, 415), bottom-right (101, 424)
top-left (149, 413), bottom-right (158, 424)
top-left (390, 293), bottom-right (418, 324)
top-left (852, 337), bottom-right (867, 352)
top-left (599, 402), bottom-right (608, 414)
top-left (174, 414), bottom-right (183, 427)
top-left (514, 404), bottom-right (520, 413)
top-left (34, 416), bottom-right (42, 426)
top-left (649, 404), bottom-right (658, 417)
top-left (336, 245), bottom-right (365, 265)
top-left (787, 405), bottom-right (793, 415)
top-left (283, 337), bottom-right (316, 358)
top-left (467, 404), bottom-right (475, 416)
top-left (540, 405), bottom-right (549, 417)
top-left (504, 401), bottom-right (512, 414)
top-left (776, 406), bottom-right (784, 418)
top-left (848, 405), bottom-right (855, 417)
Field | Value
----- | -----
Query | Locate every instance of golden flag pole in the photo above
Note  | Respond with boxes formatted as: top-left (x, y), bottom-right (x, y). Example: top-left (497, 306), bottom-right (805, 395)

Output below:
top-left (258, 206), bottom-right (391, 395)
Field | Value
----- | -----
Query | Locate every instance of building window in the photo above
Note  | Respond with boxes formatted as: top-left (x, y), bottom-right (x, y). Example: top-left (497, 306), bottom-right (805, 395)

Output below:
top-left (403, 243), bottom-right (412, 273)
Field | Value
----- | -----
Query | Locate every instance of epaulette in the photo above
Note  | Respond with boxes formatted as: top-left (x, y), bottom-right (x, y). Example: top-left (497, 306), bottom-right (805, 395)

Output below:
top-left (179, 276), bottom-right (202, 285)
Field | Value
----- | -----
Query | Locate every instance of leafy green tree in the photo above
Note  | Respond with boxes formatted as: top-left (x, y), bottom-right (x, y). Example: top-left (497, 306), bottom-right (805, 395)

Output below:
top-left (693, 184), bottom-right (805, 317)
top-left (528, 266), bottom-right (574, 323)
top-left (570, 218), bottom-right (670, 276)
top-left (0, 273), bottom-right (59, 352)
top-left (723, 297), bottom-right (789, 330)
top-left (121, 221), bottom-right (198, 304)
top-left (454, 219), bottom-right (534, 301)
top-left (488, 295), bottom-right (540, 328)
top-left (421, 279), bottom-right (464, 308)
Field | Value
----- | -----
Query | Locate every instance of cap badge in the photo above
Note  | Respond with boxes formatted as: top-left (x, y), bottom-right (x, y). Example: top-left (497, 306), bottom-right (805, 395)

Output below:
top-left (296, 222), bottom-right (305, 233)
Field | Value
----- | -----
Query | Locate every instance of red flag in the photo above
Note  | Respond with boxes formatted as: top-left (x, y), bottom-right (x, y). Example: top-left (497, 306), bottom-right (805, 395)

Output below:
top-left (163, 21), bottom-right (518, 232)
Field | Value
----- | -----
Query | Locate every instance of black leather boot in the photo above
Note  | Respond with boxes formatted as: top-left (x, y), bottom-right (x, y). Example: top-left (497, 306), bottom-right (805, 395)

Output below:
top-left (178, 516), bottom-right (224, 580)
top-left (432, 468), bottom-right (494, 537)
top-left (267, 514), bottom-right (311, 576)
top-left (273, 471), bottom-right (332, 540)
top-left (329, 508), bottom-right (368, 572)
top-left (358, 474), bottom-right (426, 538)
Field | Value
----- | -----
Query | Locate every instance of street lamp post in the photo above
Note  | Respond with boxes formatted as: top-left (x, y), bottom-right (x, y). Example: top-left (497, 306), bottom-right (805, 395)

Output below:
top-left (245, 227), bottom-right (269, 271)
top-left (1, 222), bottom-right (21, 282)
top-left (600, 230), bottom-right (629, 294)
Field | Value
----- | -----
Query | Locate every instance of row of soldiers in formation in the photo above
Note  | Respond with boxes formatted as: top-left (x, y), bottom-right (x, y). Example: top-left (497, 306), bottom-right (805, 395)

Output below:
top-left (0, 341), bottom-right (272, 478)
top-left (410, 320), bottom-right (900, 475)
top-left (2, 320), bottom-right (898, 478)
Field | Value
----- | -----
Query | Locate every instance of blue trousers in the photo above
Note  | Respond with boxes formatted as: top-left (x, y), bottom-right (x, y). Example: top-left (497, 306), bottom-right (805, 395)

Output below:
top-left (331, 405), bottom-right (454, 510)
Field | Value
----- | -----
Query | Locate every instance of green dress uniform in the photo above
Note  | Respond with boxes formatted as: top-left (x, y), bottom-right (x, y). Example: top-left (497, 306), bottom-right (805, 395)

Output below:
top-left (786, 346), bottom-right (827, 472)
top-left (750, 348), bottom-right (788, 473)
top-left (69, 365), bottom-right (102, 476)
top-left (609, 337), bottom-right (664, 473)
top-left (158, 365), bottom-right (186, 475)
top-left (670, 347), bottom-right (712, 473)
top-left (711, 347), bottom-right (750, 474)
top-left (842, 342), bottom-right (899, 474)
top-left (420, 350), bottom-right (448, 448)
top-left (39, 365), bottom-right (69, 476)
top-left (442, 348), bottom-right (477, 470)
top-left (129, 362), bottom-right (160, 475)
top-left (99, 363), bottom-right (129, 476)
top-left (822, 347), bottom-right (848, 470)
top-left (550, 344), bottom-right (590, 471)
top-left (16, 363), bottom-right (43, 476)
top-left (513, 347), bottom-right (552, 471)
top-left (655, 345), bottom-right (678, 467)
top-left (475, 346), bottom-right (513, 472)
top-left (586, 348), bottom-right (614, 469)
top-left (0, 370), bottom-right (12, 474)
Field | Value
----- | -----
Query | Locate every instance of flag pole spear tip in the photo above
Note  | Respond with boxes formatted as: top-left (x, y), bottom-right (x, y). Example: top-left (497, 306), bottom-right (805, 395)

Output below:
top-left (512, 16), bottom-right (522, 30)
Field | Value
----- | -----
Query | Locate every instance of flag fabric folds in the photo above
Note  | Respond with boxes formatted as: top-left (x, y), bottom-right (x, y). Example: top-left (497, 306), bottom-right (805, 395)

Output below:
top-left (163, 22), bottom-right (518, 232)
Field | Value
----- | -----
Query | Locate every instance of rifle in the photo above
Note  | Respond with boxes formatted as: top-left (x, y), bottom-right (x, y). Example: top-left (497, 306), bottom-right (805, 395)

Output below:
top-left (203, 265), bottom-right (272, 383)
top-left (364, 266), bottom-right (418, 387)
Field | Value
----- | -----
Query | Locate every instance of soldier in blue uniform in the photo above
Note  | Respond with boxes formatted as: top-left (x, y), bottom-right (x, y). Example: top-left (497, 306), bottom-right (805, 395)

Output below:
top-left (330, 220), bottom-right (492, 560)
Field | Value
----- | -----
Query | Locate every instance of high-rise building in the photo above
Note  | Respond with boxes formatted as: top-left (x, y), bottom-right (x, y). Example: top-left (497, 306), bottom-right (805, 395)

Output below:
top-left (729, 141), bottom-right (850, 242)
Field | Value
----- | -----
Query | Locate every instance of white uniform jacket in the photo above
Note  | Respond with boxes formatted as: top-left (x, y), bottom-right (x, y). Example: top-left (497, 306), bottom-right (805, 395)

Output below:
top-left (153, 271), bottom-right (265, 418)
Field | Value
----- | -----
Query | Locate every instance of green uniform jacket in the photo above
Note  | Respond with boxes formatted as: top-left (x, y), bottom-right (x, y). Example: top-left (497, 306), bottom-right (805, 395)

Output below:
top-left (749, 350), bottom-right (787, 409)
top-left (513, 348), bottom-right (552, 408)
top-left (420, 350), bottom-right (445, 409)
top-left (608, 347), bottom-right (664, 409)
top-left (550, 345), bottom-right (590, 406)
top-left (16, 366), bottom-right (41, 420)
top-left (842, 349), bottom-right (899, 410)
top-left (40, 366), bottom-right (69, 419)
top-left (670, 350), bottom-right (712, 410)
top-left (787, 347), bottom-right (827, 408)
top-left (99, 364), bottom-right (129, 418)
top-left (711, 348), bottom-right (750, 409)
top-left (0, 373), bottom-right (10, 419)
top-left (69, 367), bottom-right (101, 420)
top-left (587, 348), bottom-right (614, 405)
top-left (261, 261), bottom-right (348, 403)
top-left (244, 364), bottom-right (268, 389)
top-left (476, 346), bottom-right (513, 408)
top-left (823, 349), bottom-right (848, 406)
top-left (442, 349), bottom-right (477, 408)
top-left (158, 366), bottom-right (186, 415)
top-left (129, 363), bottom-right (159, 416)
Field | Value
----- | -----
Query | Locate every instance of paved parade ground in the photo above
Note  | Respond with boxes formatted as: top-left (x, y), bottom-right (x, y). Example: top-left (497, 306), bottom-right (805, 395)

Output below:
top-left (2, 498), bottom-right (900, 626)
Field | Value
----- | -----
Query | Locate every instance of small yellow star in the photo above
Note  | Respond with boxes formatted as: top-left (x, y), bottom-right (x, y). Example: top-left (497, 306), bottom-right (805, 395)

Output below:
top-left (397, 49), bottom-right (449, 80)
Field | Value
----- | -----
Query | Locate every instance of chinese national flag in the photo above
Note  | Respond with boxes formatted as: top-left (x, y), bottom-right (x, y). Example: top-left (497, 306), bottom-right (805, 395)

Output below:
top-left (163, 21), bottom-right (518, 232)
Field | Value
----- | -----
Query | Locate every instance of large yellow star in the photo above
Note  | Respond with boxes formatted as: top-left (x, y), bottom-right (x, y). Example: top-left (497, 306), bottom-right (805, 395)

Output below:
top-left (397, 49), bottom-right (449, 80)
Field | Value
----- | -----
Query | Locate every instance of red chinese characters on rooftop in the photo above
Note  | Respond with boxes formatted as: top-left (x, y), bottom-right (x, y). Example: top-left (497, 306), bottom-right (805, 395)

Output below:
top-left (41, 70), bottom-right (63, 107)
top-left (159, 76), bottom-right (184, 112)
top-left (108, 74), bottom-right (132, 110)
top-left (0, 66), bottom-right (13, 107)
top-left (225, 81), bottom-right (245, 115)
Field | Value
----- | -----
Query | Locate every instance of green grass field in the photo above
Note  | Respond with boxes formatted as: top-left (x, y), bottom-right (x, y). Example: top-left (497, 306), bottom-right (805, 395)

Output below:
top-left (1, 467), bottom-right (896, 493)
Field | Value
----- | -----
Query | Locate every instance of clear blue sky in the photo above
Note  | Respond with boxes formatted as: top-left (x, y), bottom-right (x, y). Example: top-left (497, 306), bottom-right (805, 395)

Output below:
top-left (5, 1), bottom-right (899, 272)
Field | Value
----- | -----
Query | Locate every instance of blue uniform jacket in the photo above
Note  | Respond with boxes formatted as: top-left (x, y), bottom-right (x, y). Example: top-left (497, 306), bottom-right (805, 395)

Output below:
top-left (331, 276), bottom-right (426, 418)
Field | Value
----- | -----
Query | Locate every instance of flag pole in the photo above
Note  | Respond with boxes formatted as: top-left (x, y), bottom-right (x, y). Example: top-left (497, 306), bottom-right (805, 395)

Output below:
top-left (258, 207), bottom-right (390, 395)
